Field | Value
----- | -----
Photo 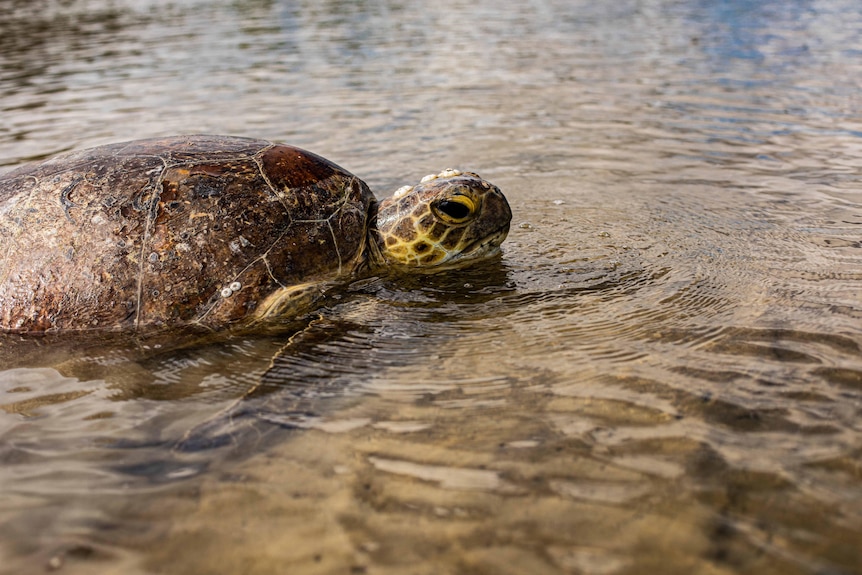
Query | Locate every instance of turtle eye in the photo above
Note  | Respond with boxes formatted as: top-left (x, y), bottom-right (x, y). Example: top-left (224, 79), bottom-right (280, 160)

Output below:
top-left (433, 196), bottom-right (475, 223)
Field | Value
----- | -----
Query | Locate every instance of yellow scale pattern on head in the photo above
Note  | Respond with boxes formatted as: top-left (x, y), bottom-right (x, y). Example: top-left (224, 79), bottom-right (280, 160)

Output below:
top-left (381, 201), bottom-right (453, 266)
top-left (371, 169), bottom-right (511, 271)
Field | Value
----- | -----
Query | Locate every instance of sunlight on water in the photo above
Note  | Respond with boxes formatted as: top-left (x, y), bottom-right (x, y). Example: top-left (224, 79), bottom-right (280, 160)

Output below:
top-left (2, 0), bottom-right (862, 573)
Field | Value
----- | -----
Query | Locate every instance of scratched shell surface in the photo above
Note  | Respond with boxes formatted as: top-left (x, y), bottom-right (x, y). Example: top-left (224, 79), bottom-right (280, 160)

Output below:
top-left (0, 135), bottom-right (373, 332)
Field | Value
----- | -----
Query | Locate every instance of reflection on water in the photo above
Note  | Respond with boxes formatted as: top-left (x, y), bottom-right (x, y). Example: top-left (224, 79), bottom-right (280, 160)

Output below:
top-left (2, 0), bottom-right (862, 573)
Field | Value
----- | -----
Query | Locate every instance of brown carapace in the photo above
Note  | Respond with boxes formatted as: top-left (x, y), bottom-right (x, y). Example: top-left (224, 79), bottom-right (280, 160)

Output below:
top-left (0, 136), bottom-right (511, 334)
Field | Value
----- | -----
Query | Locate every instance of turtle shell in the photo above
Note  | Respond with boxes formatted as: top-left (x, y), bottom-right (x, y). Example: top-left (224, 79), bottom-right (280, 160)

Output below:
top-left (0, 135), bottom-right (373, 333)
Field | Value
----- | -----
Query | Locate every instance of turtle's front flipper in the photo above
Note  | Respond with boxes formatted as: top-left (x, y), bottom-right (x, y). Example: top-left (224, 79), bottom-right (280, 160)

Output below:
top-left (251, 282), bottom-right (333, 325)
top-left (173, 309), bottom-right (366, 453)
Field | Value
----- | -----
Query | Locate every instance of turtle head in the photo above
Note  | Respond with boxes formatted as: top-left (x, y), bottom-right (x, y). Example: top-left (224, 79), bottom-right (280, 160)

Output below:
top-left (369, 170), bottom-right (512, 270)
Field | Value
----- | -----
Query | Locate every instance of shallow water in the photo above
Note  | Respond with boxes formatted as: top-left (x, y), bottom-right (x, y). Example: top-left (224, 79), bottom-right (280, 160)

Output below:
top-left (2, 0), bottom-right (862, 573)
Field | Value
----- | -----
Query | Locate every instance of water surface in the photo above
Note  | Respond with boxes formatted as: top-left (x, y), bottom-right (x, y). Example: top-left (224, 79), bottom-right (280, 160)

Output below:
top-left (2, 0), bottom-right (862, 573)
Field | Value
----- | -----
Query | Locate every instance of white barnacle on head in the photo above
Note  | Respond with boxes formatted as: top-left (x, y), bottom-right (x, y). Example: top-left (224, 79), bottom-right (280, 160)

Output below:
top-left (393, 185), bottom-right (413, 199)
top-left (221, 287), bottom-right (234, 298)
top-left (421, 169), bottom-right (463, 183)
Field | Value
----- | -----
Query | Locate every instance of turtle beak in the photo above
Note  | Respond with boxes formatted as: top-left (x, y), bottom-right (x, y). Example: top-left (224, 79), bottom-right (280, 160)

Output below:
top-left (475, 186), bottom-right (512, 245)
top-left (445, 186), bottom-right (512, 264)
top-left (463, 224), bottom-right (509, 258)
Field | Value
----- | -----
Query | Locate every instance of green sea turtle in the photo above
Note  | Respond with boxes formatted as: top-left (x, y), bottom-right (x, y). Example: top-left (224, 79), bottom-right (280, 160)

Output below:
top-left (0, 135), bottom-right (511, 334)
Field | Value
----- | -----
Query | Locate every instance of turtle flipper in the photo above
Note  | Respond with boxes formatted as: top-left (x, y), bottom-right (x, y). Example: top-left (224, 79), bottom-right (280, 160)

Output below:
top-left (172, 312), bottom-right (359, 453)
top-left (251, 282), bottom-right (334, 325)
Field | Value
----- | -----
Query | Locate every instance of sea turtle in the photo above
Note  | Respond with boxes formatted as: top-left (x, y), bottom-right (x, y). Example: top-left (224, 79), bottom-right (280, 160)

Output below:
top-left (0, 135), bottom-right (511, 334)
